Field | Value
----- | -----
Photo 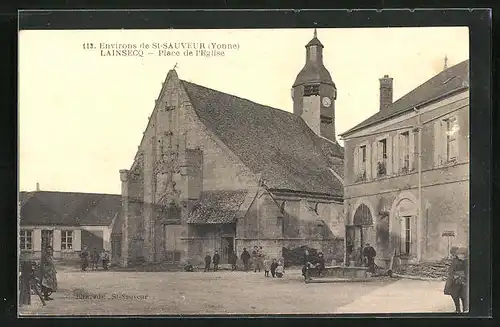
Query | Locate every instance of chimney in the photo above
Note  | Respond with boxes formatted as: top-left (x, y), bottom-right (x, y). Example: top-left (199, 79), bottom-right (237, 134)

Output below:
top-left (36, 182), bottom-right (40, 192)
top-left (379, 75), bottom-right (393, 111)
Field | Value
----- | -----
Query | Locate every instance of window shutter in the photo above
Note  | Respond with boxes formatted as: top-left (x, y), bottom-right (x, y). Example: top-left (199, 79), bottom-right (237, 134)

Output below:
top-left (451, 117), bottom-right (459, 160)
top-left (366, 143), bottom-right (372, 180)
top-left (442, 121), bottom-right (449, 164)
top-left (409, 130), bottom-right (415, 171)
top-left (372, 141), bottom-right (378, 178)
top-left (433, 121), bottom-right (441, 167)
top-left (399, 217), bottom-right (405, 253)
top-left (393, 134), bottom-right (399, 173)
top-left (353, 147), bottom-right (359, 177)
top-left (399, 133), bottom-right (405, 171)
top-left (386, 136), bottom-right (393, 175)
top-left (377, 141), bottom-right (383, 163)
top-left (73, 229), bottom-right (82, 251)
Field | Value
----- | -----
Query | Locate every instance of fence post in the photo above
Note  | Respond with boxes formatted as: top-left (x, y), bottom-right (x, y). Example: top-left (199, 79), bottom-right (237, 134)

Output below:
top-left (19, 261), bottom-right (32, 306)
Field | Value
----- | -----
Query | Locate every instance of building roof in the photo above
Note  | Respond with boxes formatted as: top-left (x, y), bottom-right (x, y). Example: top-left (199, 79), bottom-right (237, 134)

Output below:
top-left (187, 190), bottom-right (249, 224)
top-left (340, 59), bottom-right (469, 137)
top-left (181, 80), bottom-right (344, 196)
top-left (19, 191), bottom-right (121, 226)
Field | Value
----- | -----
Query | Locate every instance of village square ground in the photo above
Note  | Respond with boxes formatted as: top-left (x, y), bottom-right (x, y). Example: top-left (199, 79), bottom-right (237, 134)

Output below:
top-left (19, 266), bottom-right (456, 315)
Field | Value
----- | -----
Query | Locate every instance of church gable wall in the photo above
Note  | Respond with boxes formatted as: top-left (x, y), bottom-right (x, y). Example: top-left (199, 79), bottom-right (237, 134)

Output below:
top-left (181, 100), bottom-right (258, 192)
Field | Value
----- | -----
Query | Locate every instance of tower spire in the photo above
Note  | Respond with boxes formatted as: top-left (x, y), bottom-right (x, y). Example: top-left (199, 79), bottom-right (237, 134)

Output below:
top-left (443, 54), bottom-right (448, 70)
top-left (314, 27), bottom-right (317, 38)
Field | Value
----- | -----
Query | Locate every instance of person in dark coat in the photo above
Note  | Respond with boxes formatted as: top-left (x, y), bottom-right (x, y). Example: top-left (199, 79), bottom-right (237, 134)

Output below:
top-left (270, 258), bottom-right (279, 278)
top-left (184, 262), bottom-right (194, 272)
top-left (444, 246), bottom-right (469, 313)
top-left (241, 248), bottom-right (251, 271)
top-left (40, 246), bottom-right (57, 301)
top-left (213, 251), bottom-right (220, 271)
top-left (301, 249), bottom-right (313, 281)
top-left (80, 246), bottom-right (89, 271)
top-left (229, 251), bottom-right (238, 271)
top-left (316, 252), bottom-right (326, 277)
top-left (362, 243), bottom-right (377, 273)
top-left (204, 252), bottom-right (211, 272)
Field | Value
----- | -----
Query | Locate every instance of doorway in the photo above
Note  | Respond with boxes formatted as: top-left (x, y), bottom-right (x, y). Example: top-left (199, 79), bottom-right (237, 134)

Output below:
top-left (221, 237), bottom-right (234, 264)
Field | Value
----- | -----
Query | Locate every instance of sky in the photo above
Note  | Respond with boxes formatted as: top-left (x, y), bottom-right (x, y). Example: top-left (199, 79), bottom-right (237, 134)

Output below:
top-left (18, 27), bottom-right (469, 194)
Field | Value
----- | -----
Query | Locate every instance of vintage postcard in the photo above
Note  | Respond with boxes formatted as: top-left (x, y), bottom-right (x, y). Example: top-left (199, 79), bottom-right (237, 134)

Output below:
top-left (18, 24), bottom-right (470, 316)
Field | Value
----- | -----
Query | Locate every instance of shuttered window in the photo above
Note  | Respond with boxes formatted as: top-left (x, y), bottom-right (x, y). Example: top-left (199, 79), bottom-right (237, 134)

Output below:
top-left (445, 117), bottom-right (458, 162)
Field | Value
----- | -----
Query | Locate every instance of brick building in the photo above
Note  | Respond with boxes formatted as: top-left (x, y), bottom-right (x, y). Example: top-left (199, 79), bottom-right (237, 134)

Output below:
top-left (19, 190), bottom-right (121, 262)
top-left (116, 30), bottom-right (345, 267)
top-left (339, 59), bottom-right (469, 267)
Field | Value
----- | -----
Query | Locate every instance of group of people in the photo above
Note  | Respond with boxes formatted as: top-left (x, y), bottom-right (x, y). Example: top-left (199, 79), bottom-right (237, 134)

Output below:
top-left (79, 247), bottom-right (110, 271)
top-left (301, 249), bottom-right (326, 281)
top-left (190, 246), bottom-right (284, 278)
top-left (346, 242), bottom-right (377, 273)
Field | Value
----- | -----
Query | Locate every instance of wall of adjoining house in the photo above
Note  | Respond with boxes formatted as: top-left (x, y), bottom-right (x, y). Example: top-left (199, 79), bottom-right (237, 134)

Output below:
top-left (19, 226), bottom-right (110, 263)
top-left (343, 92), bottom-right (469, 266)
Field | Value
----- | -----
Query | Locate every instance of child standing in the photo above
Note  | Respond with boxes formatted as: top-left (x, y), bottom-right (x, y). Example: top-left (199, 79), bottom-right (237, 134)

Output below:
top-left (263, 257), bottom-right (271, 277)
top-left (275, 262), bottom-right (284, 278)
top-left (270, 258), bottom-right (278, 278)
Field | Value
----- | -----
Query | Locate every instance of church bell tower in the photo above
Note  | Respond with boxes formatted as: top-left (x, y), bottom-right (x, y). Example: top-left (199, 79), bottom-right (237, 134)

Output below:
top-left (292, 28), bottom-right (337, 143)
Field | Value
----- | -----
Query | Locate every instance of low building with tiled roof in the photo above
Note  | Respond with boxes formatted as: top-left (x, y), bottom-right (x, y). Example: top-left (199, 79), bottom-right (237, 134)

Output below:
top-left (117, 30), bottom-right (345, 267)
top-left (19, 190), bottom-right (121, 261)
top-left (339, 59), bottom-right (469, 266)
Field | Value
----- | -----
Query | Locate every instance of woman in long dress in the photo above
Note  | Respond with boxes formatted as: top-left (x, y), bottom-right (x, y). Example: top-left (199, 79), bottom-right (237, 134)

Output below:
top-left (444, 246), bottom-right (468, 313)
top-left (40, 246), bottom-right (57, 301)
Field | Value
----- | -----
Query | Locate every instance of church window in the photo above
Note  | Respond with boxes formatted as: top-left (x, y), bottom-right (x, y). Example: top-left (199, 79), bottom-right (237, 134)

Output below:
top-left (303, 84), bottom-right (320, 96)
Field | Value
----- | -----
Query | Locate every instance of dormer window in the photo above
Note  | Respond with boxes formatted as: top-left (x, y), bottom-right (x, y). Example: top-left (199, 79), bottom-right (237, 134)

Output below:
top-left (304, 84), bottom-right (320, 96)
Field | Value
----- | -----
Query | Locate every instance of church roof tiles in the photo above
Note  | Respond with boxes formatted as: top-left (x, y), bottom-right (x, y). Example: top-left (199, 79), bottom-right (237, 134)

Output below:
top-left (187, 190), bottom-right (249, 224)
top-left (180, 80), bottom-right (344, 197)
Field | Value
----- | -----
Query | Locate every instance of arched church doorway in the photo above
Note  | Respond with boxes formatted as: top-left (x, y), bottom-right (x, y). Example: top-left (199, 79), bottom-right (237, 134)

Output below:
top-left (346, 203), bottom-right (375, 264)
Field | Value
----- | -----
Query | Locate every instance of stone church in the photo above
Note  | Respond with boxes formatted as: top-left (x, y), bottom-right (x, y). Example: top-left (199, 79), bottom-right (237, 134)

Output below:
top-left (115, 30), bottom-right (345, 267)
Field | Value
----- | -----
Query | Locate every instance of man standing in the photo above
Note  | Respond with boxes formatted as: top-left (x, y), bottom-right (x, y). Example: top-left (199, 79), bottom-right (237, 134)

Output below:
top-left (80, 246), bottom-right (89, 272)
top-left (241, 248), bottom-right (251, 271)
top-left (362, 243), bottom-right (377, 273)
top-left (302, 249), bottom-right (313, 282)
top-left (204, 252), bottom-right (211, 272)
top-left (257, 246), bottom-right (265, 273)
top-left (213, 251), bottom-right (220, 271)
